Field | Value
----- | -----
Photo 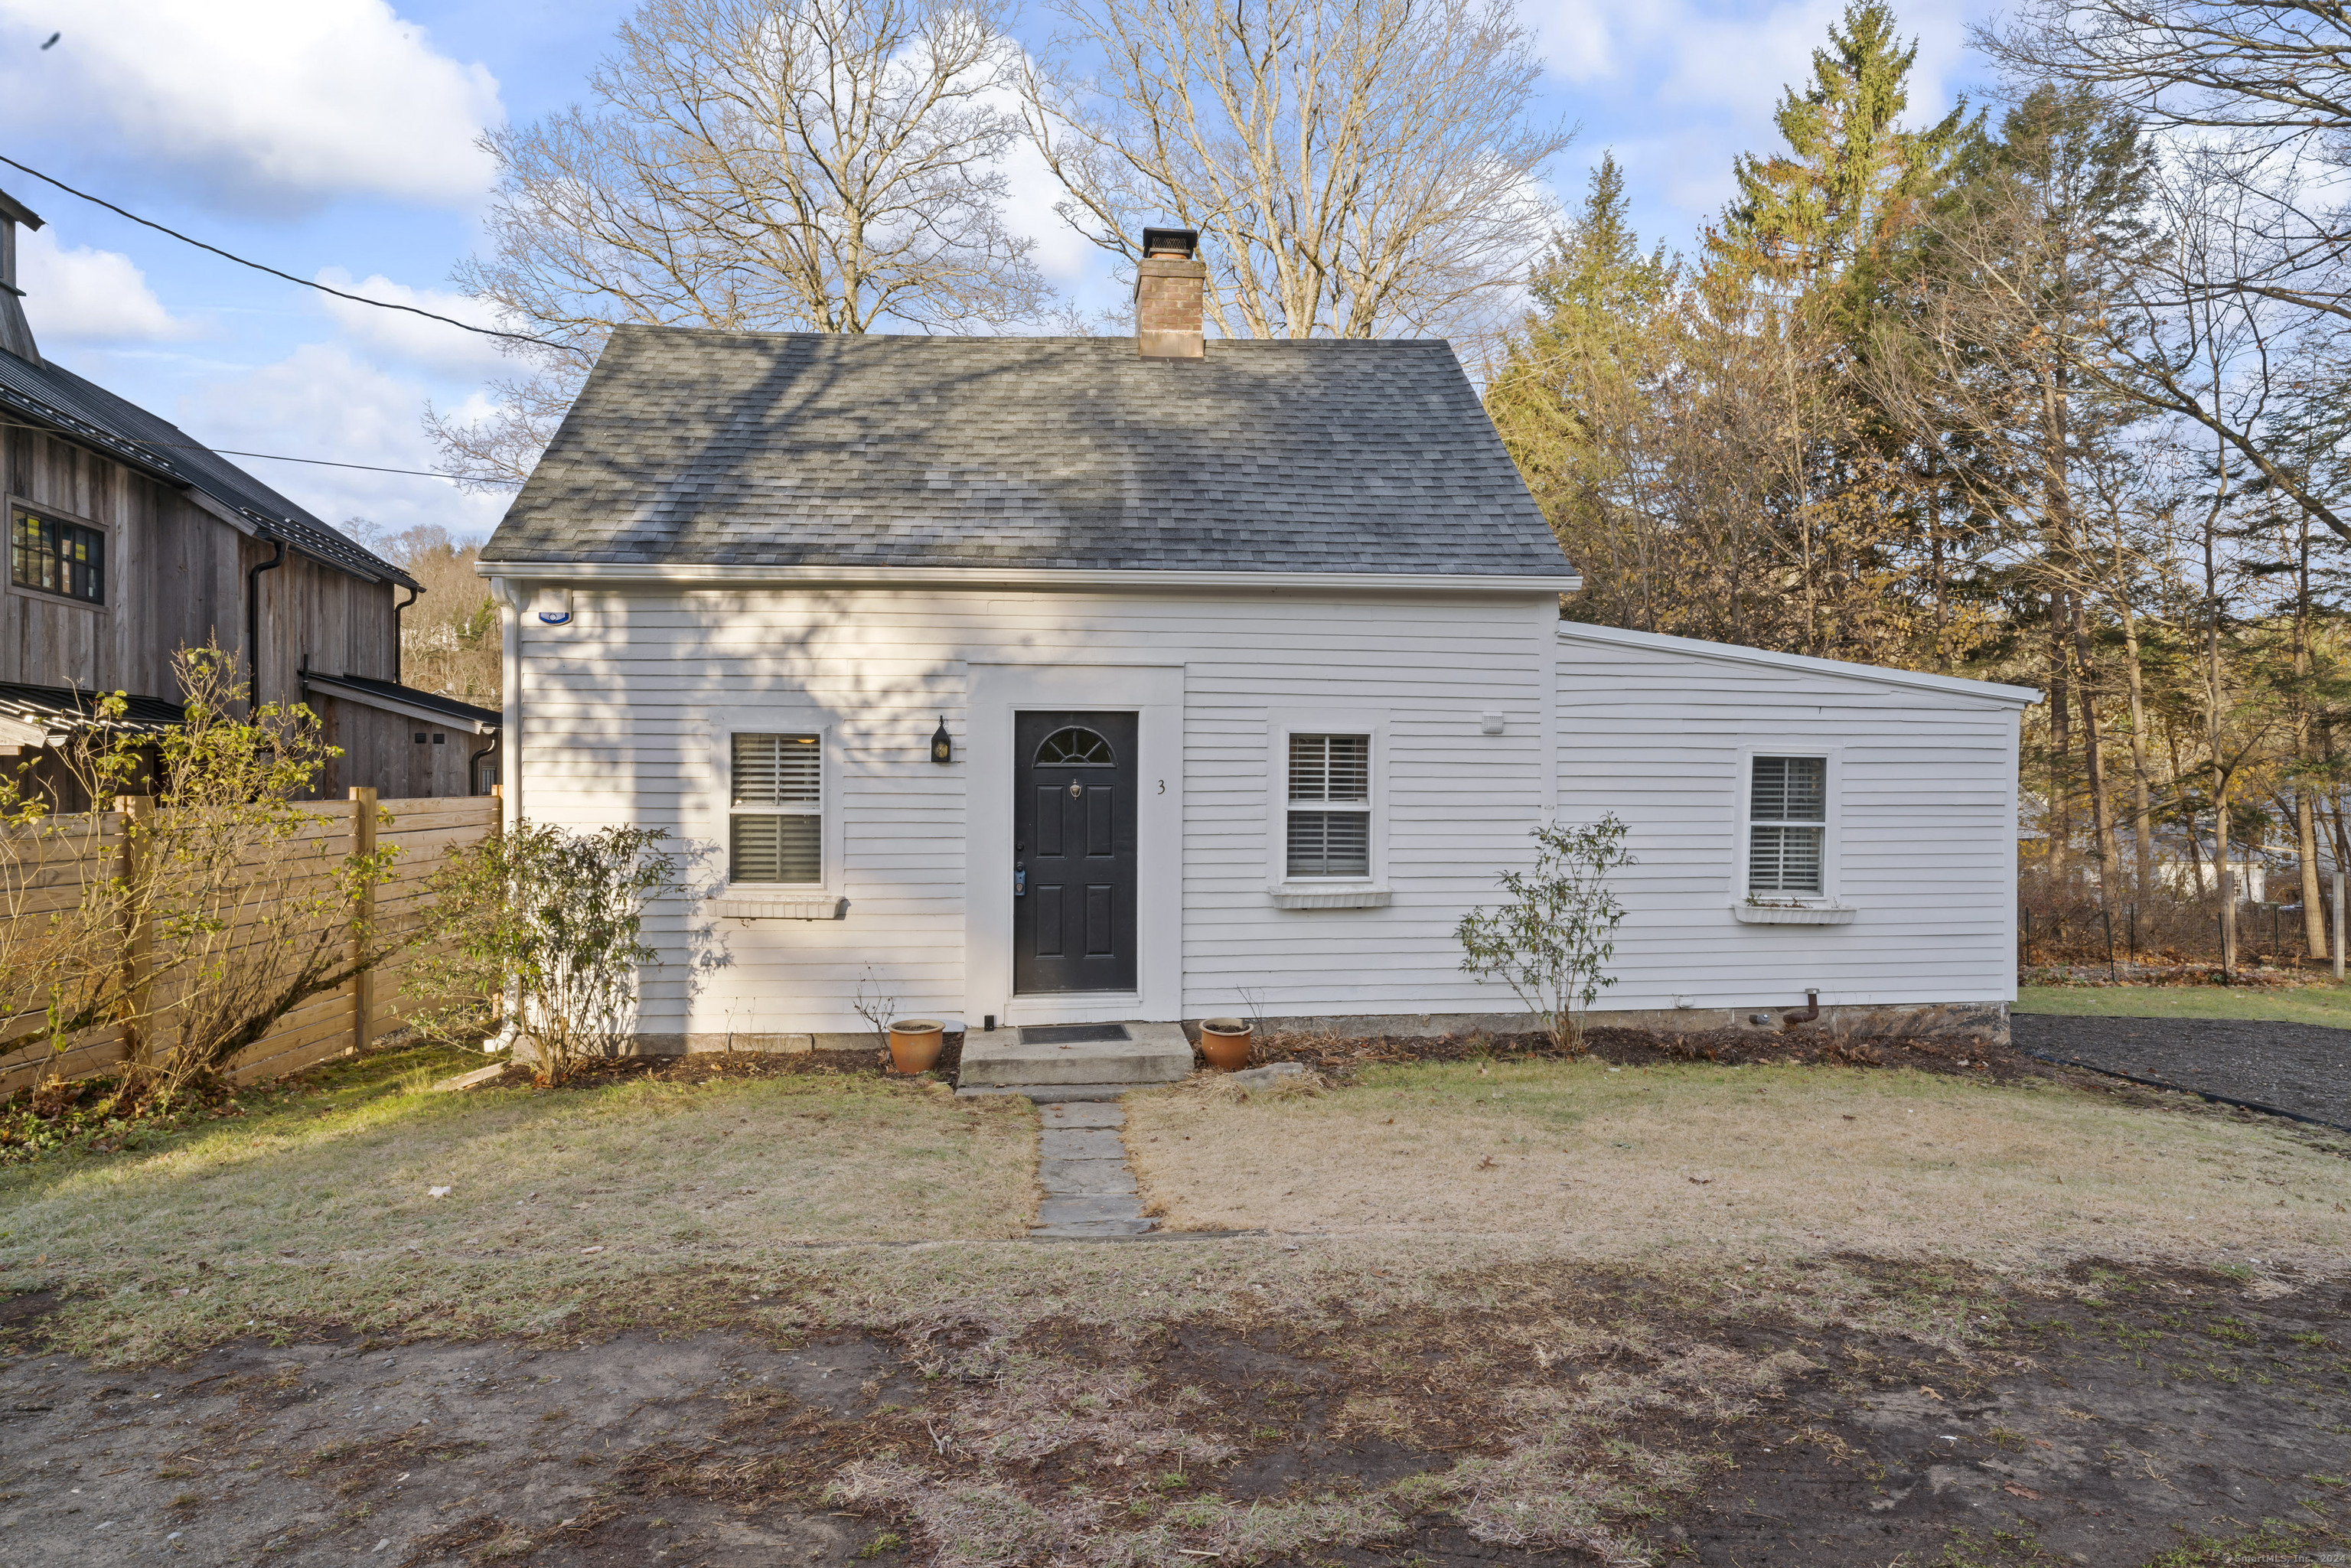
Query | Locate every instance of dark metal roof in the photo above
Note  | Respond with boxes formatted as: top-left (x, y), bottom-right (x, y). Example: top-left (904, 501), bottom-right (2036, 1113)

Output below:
top-left (0, 348), bottom-right (419, 591)
top-left (0, 682), bottom-right (184, 738)
top-left (302, 673), bottom-right (500, 733)
top-left (483, 327), bottom-right (1573, 579)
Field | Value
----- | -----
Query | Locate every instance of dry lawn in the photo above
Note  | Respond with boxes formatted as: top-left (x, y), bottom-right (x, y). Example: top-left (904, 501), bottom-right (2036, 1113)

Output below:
top-left (1126, 1059), bottom-right (2351, 1269)
top-left (0, 1044), bottom-right (1038, 1361)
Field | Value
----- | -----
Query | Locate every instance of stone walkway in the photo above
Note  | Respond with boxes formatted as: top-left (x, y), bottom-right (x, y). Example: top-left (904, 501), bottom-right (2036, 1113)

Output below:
top-left (1032, 1100), bottom-right (1155, 1238)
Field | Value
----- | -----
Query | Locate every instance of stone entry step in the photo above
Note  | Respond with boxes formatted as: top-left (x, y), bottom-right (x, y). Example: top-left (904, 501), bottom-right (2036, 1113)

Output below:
top-left (1031, 1100), bottom-right (1153, 1238)
top-left (957, 1020), bottom-right (1192, 1088)
top-left (955, 1083), bottom-right (1135, 1103)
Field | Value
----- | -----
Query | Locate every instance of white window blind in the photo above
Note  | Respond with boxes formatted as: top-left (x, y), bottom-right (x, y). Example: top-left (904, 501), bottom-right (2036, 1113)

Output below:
top-left (1287, 734), bottom-right (1371, 877)
top-left (731, 733), bottom-right (822, 883)
top-left (1749, 755), bottom-right (1826, 896)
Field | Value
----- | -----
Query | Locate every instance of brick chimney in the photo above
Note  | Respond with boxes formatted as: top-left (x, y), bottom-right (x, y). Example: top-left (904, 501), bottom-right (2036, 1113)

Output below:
top-left (0, 187), bottom-right (41, 363)
top-left (1133, 226), bottom-right (1205, 359)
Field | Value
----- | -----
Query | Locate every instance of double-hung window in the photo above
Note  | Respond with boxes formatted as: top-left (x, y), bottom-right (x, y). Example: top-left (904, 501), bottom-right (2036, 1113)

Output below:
top-left (11, 507), bottom-right (103, 604)
top-left (1748, 755), bottom-right (1827, 897)
top-left (729, 732), bottom-right (822, 884)
top-left (1286, 733), bottom-right (1371, 877)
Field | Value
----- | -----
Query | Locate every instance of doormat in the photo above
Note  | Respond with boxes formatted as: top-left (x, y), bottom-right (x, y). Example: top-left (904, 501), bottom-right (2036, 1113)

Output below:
top-left (1019, 1024), bottom-right (1133, 1045)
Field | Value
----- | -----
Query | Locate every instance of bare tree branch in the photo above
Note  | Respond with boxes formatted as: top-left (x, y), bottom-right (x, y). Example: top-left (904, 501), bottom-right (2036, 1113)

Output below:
top-left (1022, 0), bottom-right (1569, 341)
top-left (430, 0), bottom-right (1051, 487)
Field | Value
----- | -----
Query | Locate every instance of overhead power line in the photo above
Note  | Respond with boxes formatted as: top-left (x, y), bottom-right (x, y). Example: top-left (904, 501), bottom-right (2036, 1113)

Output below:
top-left (0, 154), bottom-right (563, 350)
top-left (0, 418), bottom-right (511, 484)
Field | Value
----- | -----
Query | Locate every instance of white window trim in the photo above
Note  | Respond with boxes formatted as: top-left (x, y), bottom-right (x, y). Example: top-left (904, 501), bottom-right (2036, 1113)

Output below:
top-left (1265, 710), bottom-right (1391, 908)
top-left (706, 716), bottom-right (846, 918)
top-left (1731, 745), bottom-right (1846, 916)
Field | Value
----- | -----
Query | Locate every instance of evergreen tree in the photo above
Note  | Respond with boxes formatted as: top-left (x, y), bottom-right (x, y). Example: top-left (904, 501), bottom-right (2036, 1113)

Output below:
top-left (1718, 0), bottom-right (1974, 331)
top-left (1486, 155), bottom-right (1680, 631)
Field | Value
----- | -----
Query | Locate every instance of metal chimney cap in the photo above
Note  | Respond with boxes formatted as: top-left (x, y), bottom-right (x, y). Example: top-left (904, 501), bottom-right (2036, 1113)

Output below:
top-left (1140, 226), bottom-right (1198, 260)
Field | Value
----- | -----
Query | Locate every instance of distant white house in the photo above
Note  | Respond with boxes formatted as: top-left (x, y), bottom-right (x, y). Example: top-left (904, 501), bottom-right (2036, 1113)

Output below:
top-left (2156, 858), bottom-right (2269, 902)
top-left (478, 230), bottom-right (2039, 1051)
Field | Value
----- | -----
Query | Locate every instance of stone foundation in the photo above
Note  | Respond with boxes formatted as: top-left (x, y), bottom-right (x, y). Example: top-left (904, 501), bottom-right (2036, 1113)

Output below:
top-left (588, 999), bottom-right (2010, 1061)
top-left (1206, 999), bottom-right (2010, 1048)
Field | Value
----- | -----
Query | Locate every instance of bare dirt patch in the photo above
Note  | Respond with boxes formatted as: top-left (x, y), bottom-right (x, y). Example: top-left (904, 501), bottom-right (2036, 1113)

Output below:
top-left (1, 1256), bottom-right (2343, 1566)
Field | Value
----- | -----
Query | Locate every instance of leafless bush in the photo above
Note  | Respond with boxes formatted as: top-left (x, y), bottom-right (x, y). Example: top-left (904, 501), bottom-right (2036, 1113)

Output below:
top-left (2016, 868), bottom-right (2316, 969)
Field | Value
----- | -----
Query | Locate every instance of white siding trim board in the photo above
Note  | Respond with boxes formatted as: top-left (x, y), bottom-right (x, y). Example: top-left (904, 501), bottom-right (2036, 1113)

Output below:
top-left (484, 561), bottom-right (1583, 595)
top-left (1558, 621), bottom-right (2040, 709)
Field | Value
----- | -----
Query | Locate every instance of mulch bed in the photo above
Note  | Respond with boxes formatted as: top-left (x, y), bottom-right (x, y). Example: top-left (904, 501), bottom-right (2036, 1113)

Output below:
top-left (1253, 1023), bottom-right (2042, 1082)
top-left (478, 1044), bottom-right (922, 1093)
top-left (2011, 1012), bottom-right (2351, 1132)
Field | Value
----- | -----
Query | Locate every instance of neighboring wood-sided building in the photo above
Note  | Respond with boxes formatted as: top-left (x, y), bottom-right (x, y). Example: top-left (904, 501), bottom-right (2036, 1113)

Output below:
top-left (479, 229), bottom-right (2036, 1050)
top-left (0, 187), bottom-right (497, 799)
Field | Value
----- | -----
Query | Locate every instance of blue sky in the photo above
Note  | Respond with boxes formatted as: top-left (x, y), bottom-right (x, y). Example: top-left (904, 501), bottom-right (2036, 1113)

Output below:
top-left (0, 0), bottom-right (1996, 545)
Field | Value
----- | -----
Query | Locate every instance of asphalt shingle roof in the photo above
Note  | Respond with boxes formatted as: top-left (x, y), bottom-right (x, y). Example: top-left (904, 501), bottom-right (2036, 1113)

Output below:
top-left (482, 328), bottom-right (1573, 578)
top-left (0, 349), bottom-right (418, 590)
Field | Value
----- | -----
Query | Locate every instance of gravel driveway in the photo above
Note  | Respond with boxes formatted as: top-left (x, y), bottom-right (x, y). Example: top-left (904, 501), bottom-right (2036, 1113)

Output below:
top-left (2012, 1012), bottom-right (2351, 1131)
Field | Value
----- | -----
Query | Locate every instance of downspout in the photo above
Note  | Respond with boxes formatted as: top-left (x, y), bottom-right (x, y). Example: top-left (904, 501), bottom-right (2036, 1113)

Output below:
top-left (486, 576), bottom-right (523, 1055)
top-left (392, 582), bottom-right (419, 684)
top-left (471, 727), bottom-right (498, 798)
top-left (489, 578), bottom-right (521, 830)
top-left (245, 533), bottom-right (285, 713)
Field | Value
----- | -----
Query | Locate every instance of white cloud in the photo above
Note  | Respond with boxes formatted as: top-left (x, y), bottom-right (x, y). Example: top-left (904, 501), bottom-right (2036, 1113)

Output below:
top-left (314, 269), bottom-right (517, 378)
top-left (177, 344), bottom-right (507, 540)
top-left (1527, 0), bottom-right (1645, 83)
top-left (996, 135), bottom-right (1100, 285)
top-left (0, 0), bottom-right (502, 210)
top-left (15, 226), bottom-right (193, 344)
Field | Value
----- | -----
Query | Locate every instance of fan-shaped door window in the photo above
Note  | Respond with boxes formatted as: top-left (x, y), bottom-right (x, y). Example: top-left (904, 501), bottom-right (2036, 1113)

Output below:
top-left (1035, 726), bottom-right (1115, 766)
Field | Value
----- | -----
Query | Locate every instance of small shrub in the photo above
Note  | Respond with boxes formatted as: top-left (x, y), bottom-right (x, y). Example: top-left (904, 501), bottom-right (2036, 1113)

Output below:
top-left (409, 820), bottom-right (677, 1086)
top-left (1456, 816), bottom-right (1633, 1055)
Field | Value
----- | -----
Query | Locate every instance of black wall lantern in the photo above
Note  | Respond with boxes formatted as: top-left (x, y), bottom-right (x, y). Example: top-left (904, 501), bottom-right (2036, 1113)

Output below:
top-left (931, 716), bottom-right (953, 764)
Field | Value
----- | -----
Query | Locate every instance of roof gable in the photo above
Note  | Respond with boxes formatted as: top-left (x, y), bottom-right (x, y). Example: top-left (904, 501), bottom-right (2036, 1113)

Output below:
top-left (0, 350), bottom-right (416, 589)
top-left (482, 328), bottom-right (1573, 580)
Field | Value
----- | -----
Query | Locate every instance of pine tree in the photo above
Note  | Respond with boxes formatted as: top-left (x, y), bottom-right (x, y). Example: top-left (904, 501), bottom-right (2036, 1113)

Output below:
top-left (1718, 0), bottom-right (1974, 329)
top-left (1485, 155), bottom-right (1679, 629)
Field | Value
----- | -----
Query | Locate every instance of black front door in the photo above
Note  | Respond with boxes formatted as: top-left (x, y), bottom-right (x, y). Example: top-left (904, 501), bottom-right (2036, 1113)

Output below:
top-left (1014, 710), bottom-right (1139, 994)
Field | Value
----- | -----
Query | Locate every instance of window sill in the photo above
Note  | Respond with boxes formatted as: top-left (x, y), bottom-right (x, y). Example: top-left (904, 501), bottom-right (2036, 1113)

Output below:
top-left (1732, 902), bottom-right (1854, 925)
top-left (1269, 885), bottom-right (1392, 910)
top-left (712, 892), bottom-right (846, 920)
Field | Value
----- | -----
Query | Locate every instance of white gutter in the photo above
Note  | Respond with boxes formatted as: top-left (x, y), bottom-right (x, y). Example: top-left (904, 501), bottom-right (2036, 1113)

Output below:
top-left (473, 560), bottom-right (1581, 595)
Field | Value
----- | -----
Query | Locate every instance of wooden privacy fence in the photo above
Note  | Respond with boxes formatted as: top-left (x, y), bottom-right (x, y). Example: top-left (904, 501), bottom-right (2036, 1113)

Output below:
top-left (0, 792), bottom-right (498, 1098)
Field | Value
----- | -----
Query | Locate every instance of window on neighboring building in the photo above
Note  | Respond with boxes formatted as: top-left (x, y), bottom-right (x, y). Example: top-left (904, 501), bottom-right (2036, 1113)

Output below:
top-left (11, 508), bottom-right (103, 604)
top-left (1749, 755), bottom-right (1827, 896)
top-left (1286, 733), bottom-right (1371, 877)
top-left (730, 732), bottom-right (822, 883)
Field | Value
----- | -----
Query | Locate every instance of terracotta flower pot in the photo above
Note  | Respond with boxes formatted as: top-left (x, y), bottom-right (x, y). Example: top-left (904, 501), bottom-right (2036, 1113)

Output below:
top-left (887, 1019), bottom-right (945, 1075)
top-left (1198, 1017), bottom-right (1253, 1071)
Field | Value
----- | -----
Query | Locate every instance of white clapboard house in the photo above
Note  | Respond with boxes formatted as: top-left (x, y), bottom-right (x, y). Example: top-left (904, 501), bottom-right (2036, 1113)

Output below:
top-left (478, 230), bottom-right (2037, 1056)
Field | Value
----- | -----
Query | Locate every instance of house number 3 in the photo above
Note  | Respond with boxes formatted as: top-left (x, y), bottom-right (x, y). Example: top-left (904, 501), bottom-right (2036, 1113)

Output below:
top-left (1156, 780), bottom-right (1165, 794)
